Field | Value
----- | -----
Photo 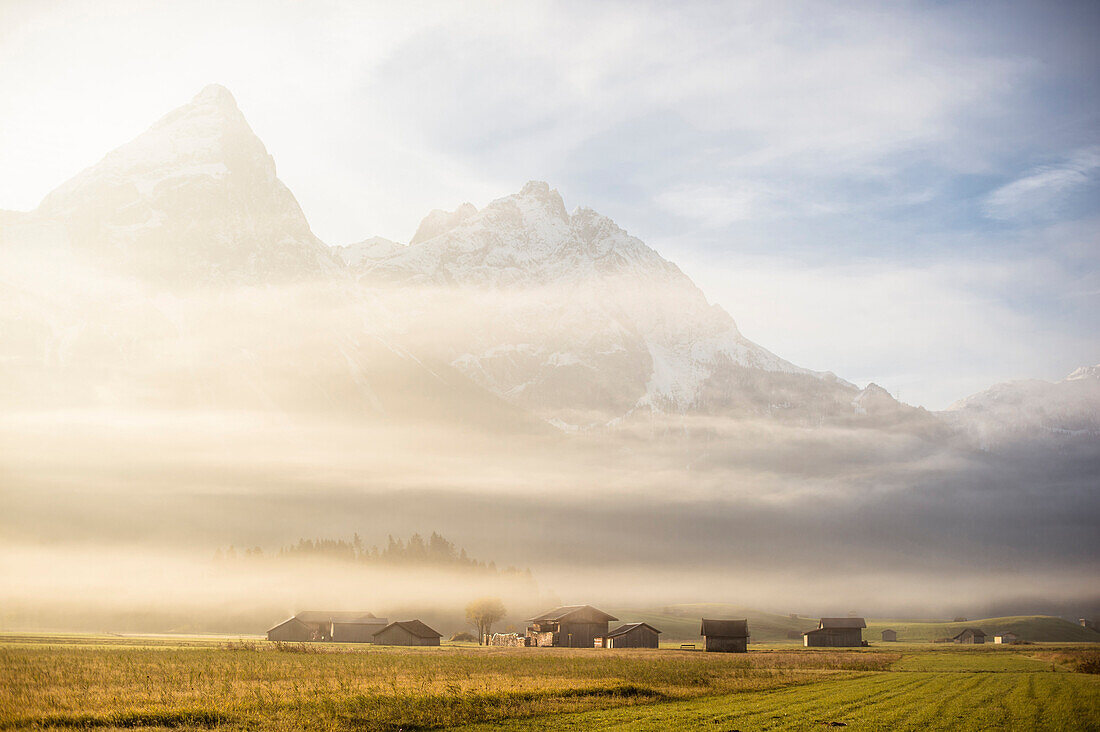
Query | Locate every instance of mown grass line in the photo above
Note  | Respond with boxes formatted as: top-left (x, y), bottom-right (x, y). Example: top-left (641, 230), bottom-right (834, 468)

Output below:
top-left (457, 672), bottom-right (1100, 731)
top-left (867, 673), bottom-right (992, 730)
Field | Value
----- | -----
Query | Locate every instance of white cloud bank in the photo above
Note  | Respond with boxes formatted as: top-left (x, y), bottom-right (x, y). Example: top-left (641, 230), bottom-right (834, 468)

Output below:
top-left (984, 146), bottom-right (1100, 221)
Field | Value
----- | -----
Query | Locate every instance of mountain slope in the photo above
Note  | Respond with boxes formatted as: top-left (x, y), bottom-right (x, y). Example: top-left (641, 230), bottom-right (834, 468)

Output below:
top-left (944, 364), bottom-right (1100, 450)
top-left (350, 181), bottom-right (876, 427)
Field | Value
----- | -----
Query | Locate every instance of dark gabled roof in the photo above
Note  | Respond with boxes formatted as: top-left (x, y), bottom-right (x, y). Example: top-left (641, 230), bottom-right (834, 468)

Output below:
top-left (606, 622), bottom-right (662, 638)
top-left (294, 611), bottom-right (380, 624)
top-left (267, 616), bottom-right (311, 633)
top-left (700, 618), bottom-right (749, 637)
top-left (819, 617), bottom-right (866, 629)
top-left (374, 619), bottom-right (442, 639)
top-left (528, 605), bottom-right (619, 623)
top-left (953, 627), bottom-right (986, 638)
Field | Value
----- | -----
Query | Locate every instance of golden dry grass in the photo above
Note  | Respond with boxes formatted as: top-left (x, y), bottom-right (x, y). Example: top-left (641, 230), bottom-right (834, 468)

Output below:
top-left (0, 636), bottom-right (898, 730)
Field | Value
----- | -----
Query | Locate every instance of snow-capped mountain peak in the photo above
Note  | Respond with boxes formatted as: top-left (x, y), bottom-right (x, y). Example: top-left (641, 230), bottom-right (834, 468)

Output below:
top-left (348, 181), bottom-right (836, 425)
top-left (32, 84), bottom-right (337, 283)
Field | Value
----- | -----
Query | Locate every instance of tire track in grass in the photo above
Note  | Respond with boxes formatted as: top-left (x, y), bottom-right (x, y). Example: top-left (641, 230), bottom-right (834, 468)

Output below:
top-left (882, 672), bottom-right (991, 730)
top-left (457, 669), bottom-right (1100, 731)
top-left (840, 673), bottom-right (959, 731)
top-left (739, 673), bottom-right (905, 729)
top-left (758, 672), bottom-right (936, 729)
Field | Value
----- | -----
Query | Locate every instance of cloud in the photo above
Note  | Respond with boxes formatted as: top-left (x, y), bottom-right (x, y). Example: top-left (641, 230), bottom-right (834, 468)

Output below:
top-left (983, 146), bottom-right (1100, 221)
top-left (654, 182), bottom-right (772, 227)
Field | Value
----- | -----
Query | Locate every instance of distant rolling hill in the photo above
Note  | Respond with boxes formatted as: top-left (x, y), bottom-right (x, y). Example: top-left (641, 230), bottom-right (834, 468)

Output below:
top-left (610, 607), bottom-right (1100, 644)
top-left (865, 616), bottom-right (1100, 644)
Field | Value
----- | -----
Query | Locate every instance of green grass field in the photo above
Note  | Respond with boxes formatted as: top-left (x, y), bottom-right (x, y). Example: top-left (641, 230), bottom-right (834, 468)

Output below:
top-left (0, 634), bottom-right (1097, 730)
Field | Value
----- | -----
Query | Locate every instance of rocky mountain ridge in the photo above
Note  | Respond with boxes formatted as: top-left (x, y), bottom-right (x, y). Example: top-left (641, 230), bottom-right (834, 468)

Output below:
top-left (1, 84), bottom-right (1093, 442)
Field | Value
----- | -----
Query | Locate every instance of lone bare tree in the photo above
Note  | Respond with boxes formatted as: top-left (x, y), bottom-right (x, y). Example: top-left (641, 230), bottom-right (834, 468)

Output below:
top-left (465, 597), bottom-right (506, 645)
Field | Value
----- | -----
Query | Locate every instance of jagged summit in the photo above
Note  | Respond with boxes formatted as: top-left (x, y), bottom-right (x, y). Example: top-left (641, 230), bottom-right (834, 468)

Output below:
top-left (852, 383), bottom-right (903, 416)
top-left (191, 83), bottom-right (239, 109)
top-left (1065, 364), bottom-right (1100, 381)
top-left (520, 180), bottom-right (552, 196)
top-left (411, 203), bottom-right (477, 245)
top-left (509, 180), bottom-right (570, 222)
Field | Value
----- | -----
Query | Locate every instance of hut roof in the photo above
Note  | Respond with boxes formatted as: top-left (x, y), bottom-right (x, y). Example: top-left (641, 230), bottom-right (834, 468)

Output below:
top-left (605, 622), bottom-right (662, 638)
top-left (700, 618), bottom-right (749, 637)
top-left (374, 620), bottom-right (442, 639)
top-left (267, 617), bottom-right (311, 633)
top-left (819, 617), bottom-right (867, 629)
top-left (294, 611), bottom-right (379, 624)
top-left (529, 605), bottom-right (618, 623)
top-left (953, 628), bottom-right (986, 639)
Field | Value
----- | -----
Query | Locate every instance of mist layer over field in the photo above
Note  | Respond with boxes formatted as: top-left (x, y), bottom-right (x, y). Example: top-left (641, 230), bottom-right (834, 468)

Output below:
top-left (1, 354), bottom-right (1096, 630)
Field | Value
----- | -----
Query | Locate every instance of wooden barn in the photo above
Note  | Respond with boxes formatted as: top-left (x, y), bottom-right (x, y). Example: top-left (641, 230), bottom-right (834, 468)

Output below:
top-left (881, 629), bottom-right (898, 642)
top-left (595, 622), bottom-right (661, 649)
top-left (803, 617), bottom-right (866, 647)
top-left (700, 618), bottom-right (749, 653)
top-left (994, 632), bottom-right (1017, 644)
top-left (953, 628), bottom-right (986, 644)
top-left (266, 611), bottom-right (387, 642)
top-left (526, 605), bottom-right (618, 648)
top-left (372, 620), bottom-right (442, 646)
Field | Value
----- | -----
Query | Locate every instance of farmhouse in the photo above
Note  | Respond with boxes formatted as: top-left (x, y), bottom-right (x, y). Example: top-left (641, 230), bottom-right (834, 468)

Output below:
top-left (803, 617), bottom-right (866, 647)
top-left (372, 620), bottom-right (442, 646)
top-left (266, 611), bottom-right (387, 642)
top-left (994, 632), bottom-right (1017, 644)
top-left (595, 622), bottom-right (661, 649)
top-left (526, 605), bottom-right (618, 648)
top-left (953, 628), bottom-right (986, 644)
top-left (700, 618), bottom-right (749, 653)
top-left (881, 629), bottom-right (898, 642)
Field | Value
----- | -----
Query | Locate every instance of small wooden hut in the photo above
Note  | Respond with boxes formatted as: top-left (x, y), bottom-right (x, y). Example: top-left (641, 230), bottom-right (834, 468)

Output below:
top-left (373, 620), bottom-right (442, 646)
top-left (595, 622), bottom-right (661, 649)
top-left (953, 628), bottom-right (986, 644)
top-left (881, 629), bottom-right (898, 642)
top-left (700, 618), bottom-right (749, 653)
top-left (804, 618), bottom-right (866, 647)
